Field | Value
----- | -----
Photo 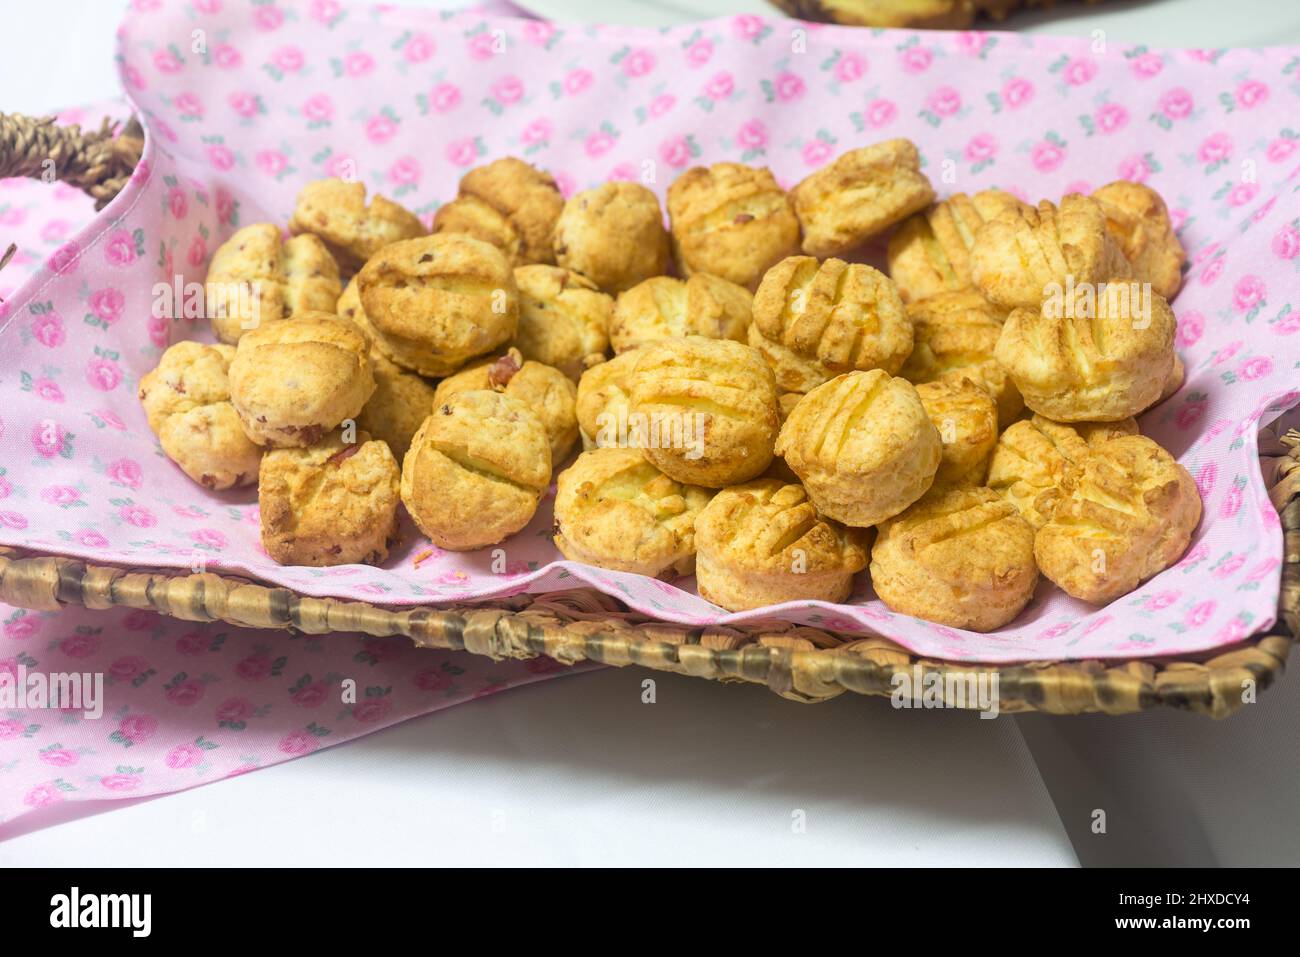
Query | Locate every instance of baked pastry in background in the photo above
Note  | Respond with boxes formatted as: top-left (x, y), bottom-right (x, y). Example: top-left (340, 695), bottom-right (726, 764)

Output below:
top-left (576, 350), bottom-right (641, 450)
top-left (1035, 435), bottom-right (1201, 603)
top-left (258, 429), bottom-right (401, 566)
top-left (777, 392), bottom-right (804, 426)
top-left (971, 194), bottom-right (1131, 310)
top-left (512, 264), bottom-right (612, 380)
top-left (694, 479), bottom-right (869, 611)
top-left (986, 414), bottom-right (1138, 529)
top-left (434, 348), bottom-right (579, 465)
top-left (667, 162), bottom-right (801, 290)
top-left (870, 485), bottom-right (1038, 632)
top-left (553, 182), bottom-right (671, 293)
top-left (338, 278), bottom-right (439, 461)
top-left (356, 233), bottom-right (518, 377)
top-left (610, 273), bottom-right (752, 354)
top-left (995, 279), bottom-right (1176, 422)
top-left (749, 257), bottom-right (912, 392)
top-left (791, 139), bottom-right (935, 258)
top-left (138, 341), bottom-right (263, 489)
top-left (1092, 180), bottom-right (1185, 301)
top-left (776, 370), bottom-right (941, 527)
top-left (898, 289), bottom-right (1020, 428)
top-left (432, 157), bottom-right (564, 265)
top-left (553, 448), bottom-right (713, 579)
top-left (771, 0), bottom-right (1030, 30)
top-left (354, 350), bottom-right (439, 462)
top-left (401, 390), bottom-right (551, 550)
top-left (289, 178), bottom-right (426, 273)
top-left (205, 223), bottom-right (341, 344)
top-left (228, 311), bottom-right (375, 447)
top-left (915, 377), bottom-right (999, 488)
top-left (887, 189), bottom-right (1024, 303)
top-left (629, 336), bottom-right (779, 487)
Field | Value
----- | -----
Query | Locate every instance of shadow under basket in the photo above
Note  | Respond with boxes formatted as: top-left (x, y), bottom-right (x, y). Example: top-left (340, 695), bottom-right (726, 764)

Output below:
top-left (1, 112), bottom-right (1295, 718)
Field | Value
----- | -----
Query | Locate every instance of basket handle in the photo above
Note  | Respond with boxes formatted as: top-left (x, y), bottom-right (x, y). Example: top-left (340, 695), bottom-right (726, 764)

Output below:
top-left (0, 111), bottom-right (144, 211)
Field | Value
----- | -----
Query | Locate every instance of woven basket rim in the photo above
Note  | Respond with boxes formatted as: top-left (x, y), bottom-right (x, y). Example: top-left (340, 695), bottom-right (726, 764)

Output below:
top-left (0, 542), bottom-right (1293, 718)
top-left (0, 542), bottom-right (1285, 670)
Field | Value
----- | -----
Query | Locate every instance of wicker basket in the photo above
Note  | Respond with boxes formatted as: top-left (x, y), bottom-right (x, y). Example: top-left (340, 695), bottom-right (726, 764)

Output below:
top-left (1, 112), bottom-right (1295, 718)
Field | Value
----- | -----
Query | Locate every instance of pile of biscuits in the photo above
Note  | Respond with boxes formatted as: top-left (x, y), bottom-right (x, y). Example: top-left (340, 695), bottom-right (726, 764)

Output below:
top-left (138, 139), bottom-right (1201, 631)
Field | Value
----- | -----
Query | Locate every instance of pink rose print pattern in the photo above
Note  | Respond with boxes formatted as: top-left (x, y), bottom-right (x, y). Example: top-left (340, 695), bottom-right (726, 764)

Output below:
top-left (0, 1), bottom-right (1297, 830)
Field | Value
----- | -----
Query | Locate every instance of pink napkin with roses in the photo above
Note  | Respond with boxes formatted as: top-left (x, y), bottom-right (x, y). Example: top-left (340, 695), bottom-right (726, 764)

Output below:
top-left (3, 2), bottom-right (1300, 700)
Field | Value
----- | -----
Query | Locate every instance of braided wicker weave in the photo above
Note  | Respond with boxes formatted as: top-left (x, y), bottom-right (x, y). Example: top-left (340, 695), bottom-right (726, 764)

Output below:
top-left (0, 111), bottom-right (143, 210)
top-left (0, 112), bottom-right (1294, 717)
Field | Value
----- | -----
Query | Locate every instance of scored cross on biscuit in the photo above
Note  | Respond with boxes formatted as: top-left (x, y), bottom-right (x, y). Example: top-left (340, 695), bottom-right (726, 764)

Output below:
top-left (356, 233), bottom-right (518, 377)
top-left (401, 390), bottom-right (552, 551)
top-left (289, 178), bottom-right (426, 274)
top-left (205, 223), bottom-right (341, 344)
top-left (694, 479), bottom-right (870, 612)
top-left (553, 448), bottom-right (714, 580)
top-left (748, 257), bottom-right (914, 393)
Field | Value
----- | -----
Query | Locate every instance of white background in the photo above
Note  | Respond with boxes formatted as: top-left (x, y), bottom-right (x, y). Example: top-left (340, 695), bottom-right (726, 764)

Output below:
top-left (1, 0), bottom-right (1298, 867)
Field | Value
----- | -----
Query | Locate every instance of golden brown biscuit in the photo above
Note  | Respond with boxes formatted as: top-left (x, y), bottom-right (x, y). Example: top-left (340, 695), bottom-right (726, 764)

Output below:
top-left (576, 350), bottom-right (641, 450)
top-left (339, 277), bottom-right (440, 461)
top-left (204, 224), bottom-right (341, 344)
top-left (511, 264), bottom-right (612, 380)
top-left (433, 349), bottom-right (578, 465)
top-left (986, 414), bottom-right (1139, 529)
top-left (694, 479), bottom-right (869, 611)
top-left (749, 257), bottom-right (912, 392)
top-left (777, 392), bottom-right (804, 426)
top-left (768, 379), bottom-right (805, 485)
top-left (610, 273), bottom-right (752, 354)
top-left (432, 157), bottom-right (564, 265)
top-left (667, 162), bottom-right (801, 290)
top-left (629, 336), bottom-right (779, 487)
top-left (401, 390), bottom-right (551, 550)
top-left (553, 448), bottom-right (713, 579)
top-left (971, 194), bottom-right (1132, 310)
top-left (138, 341), bottom-right (263, 489)
top-left (870, 486), bottom-right (1038, 632)
top-left (553, 182), bottom-right (671, 293)
top-left (356, 233), bottom-right (518, 377)
top-left (915, 378), bottom-right (998, 487)
top-left (995, 280), bottom-right (1176, 422)
top-left (1092, 180), bottom-right (1185, 300)
top-left (898, 289), bottom-right (1021, 428)
top-left (258, 429), bottom-right (401, 566)
top-left (776, 370), bottom-right (941, 527)
top-left (1035, 434), bottom-right (1201, 603)
top-left (887, 189), bottom-right (1025, 303)
top-left (336, 275), bottom-right (367, 328)
top-left (354, 351), bottom-right (438, 462)
top-left (288, 178), bottom-right (426, 273)
top-left (792, 139), bottom-right (935, 258)
top-left (228, 311), bottom-right (375, 447)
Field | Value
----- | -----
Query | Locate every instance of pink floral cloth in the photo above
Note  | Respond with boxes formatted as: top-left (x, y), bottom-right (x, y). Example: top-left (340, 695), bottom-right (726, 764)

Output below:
top-left (0, 599), bottom-right (577, 829)
top-left (1, 0), bottom-right (1298, 680)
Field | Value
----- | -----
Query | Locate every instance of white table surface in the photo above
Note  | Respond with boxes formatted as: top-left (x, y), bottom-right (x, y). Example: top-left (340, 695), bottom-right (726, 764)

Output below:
top-left (2, 0), bottom-right (1296, 867)
top-left (0, 668), bottom-right (1076, 866)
